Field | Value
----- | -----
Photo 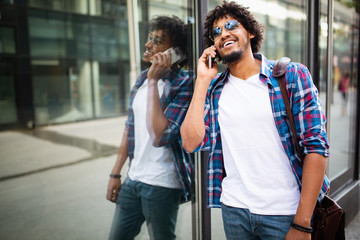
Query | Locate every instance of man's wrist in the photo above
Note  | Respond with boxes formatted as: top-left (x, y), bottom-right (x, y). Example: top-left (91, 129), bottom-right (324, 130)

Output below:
top-left (293, 217), bottom-right (311, 228)
top-left (109, 174), bottom-right (121, 179)
top-left (148, 78), bottom-right (160, 83)
top-left (290, 221), bottom-right (313, 233)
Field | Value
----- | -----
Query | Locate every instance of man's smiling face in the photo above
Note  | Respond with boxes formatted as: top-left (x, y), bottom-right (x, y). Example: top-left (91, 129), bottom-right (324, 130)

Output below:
top-left (143, 30), bottom-right (172, 63)
top-left (212, 15), bottom-right (254, 64)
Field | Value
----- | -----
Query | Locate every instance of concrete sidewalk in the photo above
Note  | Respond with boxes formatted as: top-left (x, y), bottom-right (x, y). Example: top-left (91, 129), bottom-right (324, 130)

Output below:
top-left (0, 117), bottom-right (126, 240)
top-left (0, 116), bottom-right (358, 239)
top-left (0, 117), bottom-right (192, 240)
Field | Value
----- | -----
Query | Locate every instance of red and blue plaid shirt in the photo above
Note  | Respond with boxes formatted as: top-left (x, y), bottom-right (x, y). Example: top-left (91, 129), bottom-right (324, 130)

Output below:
top-left (126, 68), bottom-right (194, 201)
top-left (194, 54), bottom-right (330, 208)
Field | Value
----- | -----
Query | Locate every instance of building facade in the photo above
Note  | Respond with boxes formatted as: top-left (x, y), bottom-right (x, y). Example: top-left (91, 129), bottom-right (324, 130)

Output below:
top-left (0, 0), bottom-right (359, 239)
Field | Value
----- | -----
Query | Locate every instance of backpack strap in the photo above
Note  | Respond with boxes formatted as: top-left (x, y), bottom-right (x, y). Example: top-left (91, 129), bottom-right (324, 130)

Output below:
top-left (273, 57), bottom-right (291, 77)
top-left (273, 57), bottom-right (303, 162)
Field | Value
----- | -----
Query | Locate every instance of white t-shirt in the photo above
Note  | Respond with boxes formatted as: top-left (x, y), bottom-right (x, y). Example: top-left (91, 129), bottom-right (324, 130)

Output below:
top-left (128, 79), bottom-right (181, 189)
top-left (218, 73), bottom-right (300, 215)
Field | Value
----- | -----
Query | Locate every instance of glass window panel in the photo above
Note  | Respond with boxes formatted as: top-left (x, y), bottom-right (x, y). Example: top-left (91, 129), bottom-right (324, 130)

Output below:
top-left (0, 27), bottom-right (16, 54)
top-left (93, 60), bottom-right (129, 118)
top-left (0, 0), bottom-right (14, 4)
top-left (28, 10), bottom-right (90, 58)
top-left (328, 1), bottom-right (358, 180)
top-left (32, 59), bottom-right (93, 125)
top-left (65, 15), bottom-right (90, 58)
top-left (0, 59), bottom-right (17, 124)
top-left (28, 10), bottom-right (67, 57)
top-left (63, 0), bottom-right (88, 14)
top-left (259, 0), bottom-right (306, 62)
top-left (89, 0), bottom-right (102, 16)
top-left (319, 12), bottom-right (328, 105)
top-left (28, 0), bottom-right (88, 14)
top-left (89, 0), bottom-right (128, 17)
top-left (91, 18), bottom-right (128, 59)
top-left (101, 0), bottom-right (127, 17)
top-left (114, 1), bottom-right (195, 239)
top-left (28, 0), bottom-right (51, 8)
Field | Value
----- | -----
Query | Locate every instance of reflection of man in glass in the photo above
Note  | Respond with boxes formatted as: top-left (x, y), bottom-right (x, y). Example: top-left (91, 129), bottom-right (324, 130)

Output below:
top-left (106, 16), bottom-right (193, 240)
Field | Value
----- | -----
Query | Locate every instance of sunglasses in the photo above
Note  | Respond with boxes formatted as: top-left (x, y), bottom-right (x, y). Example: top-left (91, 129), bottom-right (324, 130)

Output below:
top-left (209, 20), bottom-right (240, 42)
top-left (147, 33), bottom-right (163, 45)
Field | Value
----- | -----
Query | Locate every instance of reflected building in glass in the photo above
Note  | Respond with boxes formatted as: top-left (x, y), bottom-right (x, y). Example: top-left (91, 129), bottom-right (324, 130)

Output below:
top-left (0, 0), bottom-right (130, 127)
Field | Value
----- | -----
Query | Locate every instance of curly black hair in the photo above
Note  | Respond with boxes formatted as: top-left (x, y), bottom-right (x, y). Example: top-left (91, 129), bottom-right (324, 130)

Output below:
top-left (149, 15), bottom-right (188, 64)
top-left (204, 1), bottom-right (264, 59)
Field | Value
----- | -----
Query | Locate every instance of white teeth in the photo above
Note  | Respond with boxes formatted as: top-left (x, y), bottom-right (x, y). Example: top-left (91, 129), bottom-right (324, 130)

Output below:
top-left (223, 41), bottom-right (235, 47)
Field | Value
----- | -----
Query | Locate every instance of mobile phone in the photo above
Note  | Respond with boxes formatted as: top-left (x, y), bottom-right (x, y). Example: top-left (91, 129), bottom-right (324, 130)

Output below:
top-left (208, 46), bottom-right (217, 68)
top-left (208, 54), bottom-right (216, 68)
top-left (163, 47), bottom-right (186, 65)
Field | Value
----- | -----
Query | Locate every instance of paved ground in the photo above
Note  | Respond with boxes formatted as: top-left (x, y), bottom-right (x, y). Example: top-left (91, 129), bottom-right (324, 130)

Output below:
top-left (0, 116), bottom-right (359, 239)
top-left (0, 117), bottom-right (192, 240)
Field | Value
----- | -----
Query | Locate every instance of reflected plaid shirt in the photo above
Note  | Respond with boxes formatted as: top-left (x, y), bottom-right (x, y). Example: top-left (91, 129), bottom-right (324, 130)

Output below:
top-left (194, 54), bottom-right (330, 208)
top-left (126, 68), bottom-right (194, 201)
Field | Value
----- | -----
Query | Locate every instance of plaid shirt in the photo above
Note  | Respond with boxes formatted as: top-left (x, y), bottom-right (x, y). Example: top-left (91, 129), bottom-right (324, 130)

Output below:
top-left (194, 54), bottom-right (330, 208)
top-left (126, 68), bottom-right (194, 202)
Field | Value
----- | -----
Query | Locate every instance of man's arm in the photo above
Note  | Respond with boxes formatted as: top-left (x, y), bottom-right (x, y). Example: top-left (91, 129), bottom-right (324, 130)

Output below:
top-left (147, 52), bottom-right (194, 147)
top-left (146, 78), bottom-right (169, 146)
top-left (180, 46), bottom-right (218, 152)
top-left (106, 129), bottom-right (128, 203)
top-left (286, 153), bottom-right (327, 239)
top-left (285, 64), bottom-right (329, 239)
top-left (146, 52), bottom-right (171, 146)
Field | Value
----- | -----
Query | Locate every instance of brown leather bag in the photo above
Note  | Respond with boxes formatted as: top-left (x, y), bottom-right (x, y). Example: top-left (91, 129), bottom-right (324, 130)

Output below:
top-left (273, 57), bottom-right (345, 240)
top-left (312, 195), bottom-right (345, 239)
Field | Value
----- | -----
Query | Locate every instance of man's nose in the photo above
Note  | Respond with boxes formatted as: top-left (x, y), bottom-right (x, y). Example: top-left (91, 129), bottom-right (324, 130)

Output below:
top-left (145, 40), bottom-right (153, 48)
top-left (220, 27), bottom-right (231, 39)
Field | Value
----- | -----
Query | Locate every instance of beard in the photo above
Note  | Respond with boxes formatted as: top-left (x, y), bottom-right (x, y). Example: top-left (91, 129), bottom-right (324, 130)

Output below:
top-left (222, 50), bottom-right (243, 64)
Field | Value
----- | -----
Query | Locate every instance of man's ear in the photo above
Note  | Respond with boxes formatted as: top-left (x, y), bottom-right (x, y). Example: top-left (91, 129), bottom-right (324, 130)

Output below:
top-left (249, 33), bottom-right (255, 39)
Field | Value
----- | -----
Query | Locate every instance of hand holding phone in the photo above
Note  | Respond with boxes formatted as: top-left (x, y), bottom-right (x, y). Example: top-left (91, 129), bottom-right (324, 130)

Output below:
top-left (207, 45), bottom-right (217, 69)
top-left (163, 47), bottom-right (186, 65)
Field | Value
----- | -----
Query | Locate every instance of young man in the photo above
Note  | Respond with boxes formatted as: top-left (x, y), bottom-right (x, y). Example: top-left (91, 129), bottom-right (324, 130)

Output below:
top-left (181, 1), bottom-right (329, 239)
top-left (106, 16), bottom-right (193, 240)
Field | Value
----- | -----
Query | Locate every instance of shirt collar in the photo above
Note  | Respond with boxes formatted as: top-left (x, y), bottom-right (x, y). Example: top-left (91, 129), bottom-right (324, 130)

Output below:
top-left (216, 53), bottom-right (275, 87)
top-left (256, 53), bottom-right (274, 87)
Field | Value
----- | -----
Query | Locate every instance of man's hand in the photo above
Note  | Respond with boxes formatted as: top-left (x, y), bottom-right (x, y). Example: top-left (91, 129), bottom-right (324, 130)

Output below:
top-left (106, 178), bottom-right (122, 203)
top-left (285, 227), bottom-right (311, 240)
top-left (148, 51), bottom-right (171, 81)
top-left (197, 45), bottom-right (218, 81)
top-left (180, 46), bottom-right (219, 152)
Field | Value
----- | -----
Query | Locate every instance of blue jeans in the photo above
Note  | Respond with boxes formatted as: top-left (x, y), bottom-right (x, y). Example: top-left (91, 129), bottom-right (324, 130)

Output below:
top-left (109, 178), bottom-right (181, 240)
top-left (221, 203), bottom-right (295, 240)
